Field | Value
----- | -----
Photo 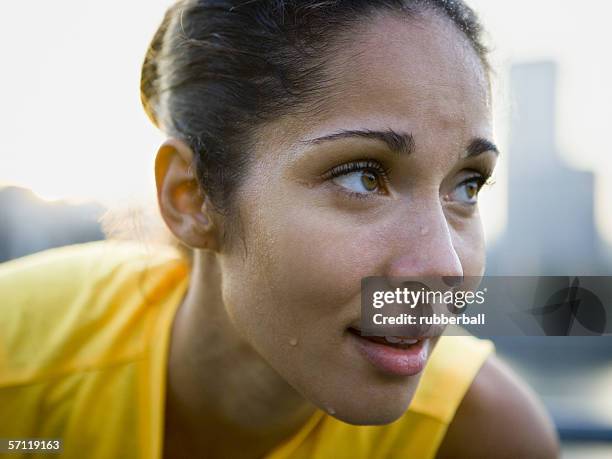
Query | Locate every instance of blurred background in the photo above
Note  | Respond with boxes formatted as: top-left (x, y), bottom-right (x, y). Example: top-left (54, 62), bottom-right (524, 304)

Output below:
top-left (0, 1), bottom-right (610, 457)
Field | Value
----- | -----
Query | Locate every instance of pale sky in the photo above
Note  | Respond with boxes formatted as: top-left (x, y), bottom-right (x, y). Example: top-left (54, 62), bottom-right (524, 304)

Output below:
top-left (0, 1), bottom-right (610, 245)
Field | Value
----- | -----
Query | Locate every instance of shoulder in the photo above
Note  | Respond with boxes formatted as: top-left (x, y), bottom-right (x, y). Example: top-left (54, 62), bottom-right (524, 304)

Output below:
top-left (408, 335), bottom-right (495, 423)
top-left (436, 353), bottom-right (560, 459)
top-left (0, 238), bottom-right (187, 298)
top-left (0, 239), bottom-right (169, 292)
top-left (0, 239), bottom-right (186, 322)
top-left (0, 239), bottom-right (188, 386)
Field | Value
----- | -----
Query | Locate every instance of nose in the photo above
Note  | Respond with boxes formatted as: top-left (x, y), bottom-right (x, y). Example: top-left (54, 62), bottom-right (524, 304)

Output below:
top-left (384, 203), bottom-right (464, 281)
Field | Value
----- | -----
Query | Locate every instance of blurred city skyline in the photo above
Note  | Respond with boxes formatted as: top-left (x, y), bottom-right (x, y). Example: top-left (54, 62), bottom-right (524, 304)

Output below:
top-left (487, 61), bottom-right (611, 276)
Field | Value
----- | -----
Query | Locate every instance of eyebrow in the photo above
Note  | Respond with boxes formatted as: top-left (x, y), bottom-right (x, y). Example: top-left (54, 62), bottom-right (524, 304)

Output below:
top-left (300, 128), bottom-right (415, 156)
top-left (301, 128), bottom-right (499, 158)
top-left (466, 138), bottom-right (499, 157)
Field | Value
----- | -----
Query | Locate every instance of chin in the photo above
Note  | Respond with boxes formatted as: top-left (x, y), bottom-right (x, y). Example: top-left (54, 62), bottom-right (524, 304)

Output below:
top-left (329, 396), bottom-right (416, 426)
top-left (315, 376), bottom-right (422, 426)
top-left (333, 411), bottom-right (407, 426)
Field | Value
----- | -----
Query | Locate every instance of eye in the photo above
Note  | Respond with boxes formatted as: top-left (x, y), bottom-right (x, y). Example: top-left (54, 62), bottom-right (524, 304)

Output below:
top-left (448, 176), bottom-right (487, 205)
top-left (333, 170), bottom-right (379, 194)
top-left (326, 160), bottom-right (390, 197)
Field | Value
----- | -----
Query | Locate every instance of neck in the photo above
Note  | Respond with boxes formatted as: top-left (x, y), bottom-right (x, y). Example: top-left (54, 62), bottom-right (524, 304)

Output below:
top-left (164, 250), bottom-right (316, 459)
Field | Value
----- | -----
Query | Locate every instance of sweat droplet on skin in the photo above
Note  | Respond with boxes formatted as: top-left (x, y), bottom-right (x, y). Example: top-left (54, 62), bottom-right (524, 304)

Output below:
top-left (420, 226), bottom-right (429, 236)
top-left (326, 407), bottom-right (336, 415)
top-left (289, 338), bottom-right (298, 347)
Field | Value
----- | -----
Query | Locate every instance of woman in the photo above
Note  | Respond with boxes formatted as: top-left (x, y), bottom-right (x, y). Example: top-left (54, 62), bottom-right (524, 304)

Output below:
top-left (0, 0), bottom-right (559, 458)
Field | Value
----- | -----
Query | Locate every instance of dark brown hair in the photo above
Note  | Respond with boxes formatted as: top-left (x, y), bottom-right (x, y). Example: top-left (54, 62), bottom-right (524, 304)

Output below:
top-left (141, 0), bottom-right (489, 215)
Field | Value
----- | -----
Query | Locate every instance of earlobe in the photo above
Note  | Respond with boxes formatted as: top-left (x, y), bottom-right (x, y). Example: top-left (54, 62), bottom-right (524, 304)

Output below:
top-left (155, 137), bottom-right (220, 251)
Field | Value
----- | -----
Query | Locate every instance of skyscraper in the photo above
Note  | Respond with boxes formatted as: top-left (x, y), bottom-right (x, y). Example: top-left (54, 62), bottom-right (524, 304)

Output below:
top-left (488, 61), bottom-right (607, 275)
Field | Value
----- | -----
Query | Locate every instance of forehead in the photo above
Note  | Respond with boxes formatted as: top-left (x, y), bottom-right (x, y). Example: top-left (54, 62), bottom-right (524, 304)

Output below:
top-left (267, 10), bottom-right (492, 156)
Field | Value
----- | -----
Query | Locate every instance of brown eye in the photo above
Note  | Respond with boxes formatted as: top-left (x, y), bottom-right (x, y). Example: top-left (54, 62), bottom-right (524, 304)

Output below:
top-left (332, 170), bottom-right (382, 194)
top-left (328, 160), bottom-right (389, 196)
top-left (465, 182), bottom-right (478, 200)
top-left (361, 171), bottom-right (379, 192)
top-left (448, 176), bottom-right (485, 205)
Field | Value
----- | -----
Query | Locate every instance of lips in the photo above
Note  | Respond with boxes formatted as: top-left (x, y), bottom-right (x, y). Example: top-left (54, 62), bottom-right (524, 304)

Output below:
top-left (347, 327), bottom-right (431, 377)
top-left (347, 321), bottom-right (444, 340)
top-left (347, 327), bottom-right (420, 347)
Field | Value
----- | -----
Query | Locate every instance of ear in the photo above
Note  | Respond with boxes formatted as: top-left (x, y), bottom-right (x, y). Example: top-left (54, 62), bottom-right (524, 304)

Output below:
top-left (155, 137), bottom-right (220, 251)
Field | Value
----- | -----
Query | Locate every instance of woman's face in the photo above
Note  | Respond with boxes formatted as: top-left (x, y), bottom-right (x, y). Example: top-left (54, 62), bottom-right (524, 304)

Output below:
top-left (217, 11), bottom-right (497, 424)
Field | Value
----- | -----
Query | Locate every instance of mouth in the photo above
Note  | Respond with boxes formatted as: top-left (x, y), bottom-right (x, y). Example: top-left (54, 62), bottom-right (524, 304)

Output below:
top-left (348, 327), bottom-right (421, 347)
top-left (347, 326), bottom-right (431, 377)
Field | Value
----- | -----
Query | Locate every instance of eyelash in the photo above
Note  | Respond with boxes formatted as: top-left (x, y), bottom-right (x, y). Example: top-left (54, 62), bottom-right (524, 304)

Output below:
top-left (454, 172), bottom-right (495, 205)
top-left (467, 172), bottom-right (495, 189)
top-left (461, 174), bottom-right (489, 191)
top-left (323, 159), bottom-right (392, 200)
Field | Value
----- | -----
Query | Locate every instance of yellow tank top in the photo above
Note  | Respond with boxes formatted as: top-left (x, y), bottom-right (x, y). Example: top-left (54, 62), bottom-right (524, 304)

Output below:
top-left (0, 240), bottom-right (494, 459)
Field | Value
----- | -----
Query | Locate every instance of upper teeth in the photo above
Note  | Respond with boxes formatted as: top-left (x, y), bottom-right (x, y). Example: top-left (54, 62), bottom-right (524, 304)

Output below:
top-left (384, 336), bottom-right (419, 345)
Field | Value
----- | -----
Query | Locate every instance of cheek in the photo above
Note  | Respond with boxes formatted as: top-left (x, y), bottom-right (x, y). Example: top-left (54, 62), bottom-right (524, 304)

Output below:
top-left (220, 193), bottom-right (391, 358)
top-left (452, 215), bottom-right (486, 277)
top-left (243, 208), bottom-right (382, 326)
top-left (272, 213), bottom-right (378, 305)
